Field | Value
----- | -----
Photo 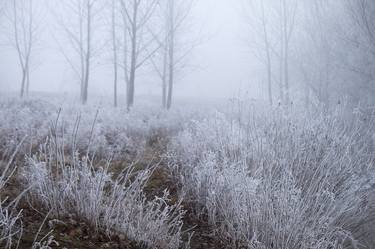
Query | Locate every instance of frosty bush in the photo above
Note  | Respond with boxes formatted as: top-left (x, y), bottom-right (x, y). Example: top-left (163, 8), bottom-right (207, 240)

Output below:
top-left (0, 202), bottom-right (22, 249)
top-left (0, 97), bottom-right (197, 160)
top-left (169, 106), bottom-right (375, 248)
top-left (22, 135), bottom-right (187, 249)
top-left (0, 146), bottom-right (24, 249)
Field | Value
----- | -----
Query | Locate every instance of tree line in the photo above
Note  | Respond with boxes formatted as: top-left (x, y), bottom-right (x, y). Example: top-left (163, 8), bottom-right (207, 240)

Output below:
top-left (243, 0), bottom-right (375, 110)
top-left (1, 0), bottom-right (196, 110)
top-left (1, 0), bottom-right (375, 110)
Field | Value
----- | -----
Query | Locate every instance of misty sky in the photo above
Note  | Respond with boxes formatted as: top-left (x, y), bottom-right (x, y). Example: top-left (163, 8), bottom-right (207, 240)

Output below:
top-left (0, 0), bottom-right (263, 100)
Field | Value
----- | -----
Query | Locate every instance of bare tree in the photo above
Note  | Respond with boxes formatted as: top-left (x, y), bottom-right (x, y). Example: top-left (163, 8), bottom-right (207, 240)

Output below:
top-left (0, 1), bottom-right (8, 31)
top-left (110, 0), bottom-right (119, 107)
top-left (243, 0), bottom-right (297, 106)
top-left (301, 0), bottom-right (335, 110)
top-left (345, 0), bottom-right (375, 105)
top-left (243, 0), bottom-right (274, 106)
top-left (348, 0), bottom-right (375, 48)
top-left (165, 0), bottom-right (176, 110)
top-left (119, 0), bottom-right (160, 110)
top-left (279, 0), bottom-right (297, 105)
top-left (151, 0), bottom-right (196, 109)
top-left (8, 0), bottom-right (39, 97)
top-left (54, 0), bottom-right (101, 105)
top-left (260, 1), bottom-right (273, 106)
top-left (0, 1), bottom-right (5, 16)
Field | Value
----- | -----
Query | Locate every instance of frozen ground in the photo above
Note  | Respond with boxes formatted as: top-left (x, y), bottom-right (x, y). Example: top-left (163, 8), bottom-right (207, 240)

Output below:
top-left (0, 94), bottom-right (374, 249)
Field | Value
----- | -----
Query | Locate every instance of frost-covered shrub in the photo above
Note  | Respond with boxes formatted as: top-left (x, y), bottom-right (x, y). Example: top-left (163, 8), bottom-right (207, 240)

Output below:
top-left (0, 96), bottom-right (202, 248)
top-left (169, 106), bottom-right (375, 248)
top-left (0, 202), bottom-right (22, 249)
top-left (22, 136), bottom-right (187, 249)
top-left (0, 96), bottom-right (198, 161)
top-left (0, 149), bottom-right (23, 249)
top-left (0, 99), bottom-right (52, 157)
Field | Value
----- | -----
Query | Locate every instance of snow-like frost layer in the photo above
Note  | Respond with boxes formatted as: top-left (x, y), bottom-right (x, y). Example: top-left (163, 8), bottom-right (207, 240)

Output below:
top-left (169, 106), bottom-right (375, 249)
top-left (23, 139), bottom-right (187, 249)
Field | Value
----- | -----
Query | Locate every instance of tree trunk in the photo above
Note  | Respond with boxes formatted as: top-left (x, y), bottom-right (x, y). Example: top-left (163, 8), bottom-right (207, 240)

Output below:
top-left (166, 63), bottom-right (174, 110)
top-left (82, 1), bottom-right (92, 105)
top-left (278, 55), bottom-right (284, 105)
top-left (26, 67), bottom-right (30, 96)
top-left (79, 2), bottom-right (85, 104)
top-left (20, 68), bottom-right (26, 98)
top-left (166, 0), bottom-right (174, 110)
top-left (127, 43), bottom-right (136, 109)
top-left (112, 0), bottom-right (118, 107)
top-left (162, 61), bottom-right (167, 108)
top-left (304, 83), bottom-right (310, 110)
top-left (278, 1), bottom-right (284, 105)
top-left (261, 1), bottom-right (273, 106)
top-left (127, 69), bottom-right (135, 109)
top-left (282, 0), bottom-right (290, 105)
top-left (284, 43), bottom-right (290, 105)
top-left (127, 4), bottom-right (137, 110)
top-left (122, 9), bottom-right (129, 107)
top-left (114, 60), bottom-right (118, 108)
top-left (162, 38), bottom-right (168, 108)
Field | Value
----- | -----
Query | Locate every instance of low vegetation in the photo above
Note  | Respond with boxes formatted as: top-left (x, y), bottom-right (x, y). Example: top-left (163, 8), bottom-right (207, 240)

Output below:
top-left (0, 97), bottom-right (374, 249)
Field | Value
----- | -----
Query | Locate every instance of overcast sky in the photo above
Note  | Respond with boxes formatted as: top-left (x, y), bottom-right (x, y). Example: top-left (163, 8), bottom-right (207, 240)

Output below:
top-left (0, 0), bottom-right (263, 100)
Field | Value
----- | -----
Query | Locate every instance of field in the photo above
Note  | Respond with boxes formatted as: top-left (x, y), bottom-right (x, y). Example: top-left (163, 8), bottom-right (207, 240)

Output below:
top-left (0, 95), bottom-right (374, 249)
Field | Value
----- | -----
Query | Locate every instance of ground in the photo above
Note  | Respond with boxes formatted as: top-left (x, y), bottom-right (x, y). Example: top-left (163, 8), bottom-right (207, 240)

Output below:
top-left (1, 136), bottom-right (228, 249)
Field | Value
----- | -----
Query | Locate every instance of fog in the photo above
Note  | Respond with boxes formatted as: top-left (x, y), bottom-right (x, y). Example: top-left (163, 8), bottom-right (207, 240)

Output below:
top-left (0, 0), bottom-right (374, 107)
top-left (0, 0), bottom-right (254, 99)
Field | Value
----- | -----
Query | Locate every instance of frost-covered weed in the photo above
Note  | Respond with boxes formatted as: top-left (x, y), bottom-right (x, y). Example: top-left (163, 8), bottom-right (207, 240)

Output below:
top-left (169, 106), bottom-right (375, 248)
top-left (0, 99), bottom-right (172, 158)
top-left (0, 96), bottom-right (201, 248)
top-left (3, 95), bottom-right (373, 248)
top-left (23, 136), bottom-right (186, 249)
top-left (31, 235), bottom-right (58, 249)
top-left (0, 147), bottom-right (24, 249)
top-left (0, 202), bottom-right (22, 249)
top-left (0, 97), bottom-right (197, 160)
